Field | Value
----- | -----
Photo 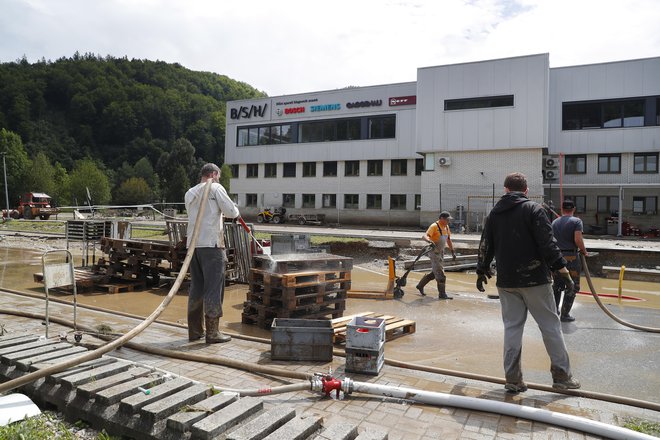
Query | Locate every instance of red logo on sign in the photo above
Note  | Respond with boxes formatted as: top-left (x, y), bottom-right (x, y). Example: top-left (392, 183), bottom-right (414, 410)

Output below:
top-left (389, 96), bottom-right (416, 106)
top-left (285, 107), bottom-right (305, 114)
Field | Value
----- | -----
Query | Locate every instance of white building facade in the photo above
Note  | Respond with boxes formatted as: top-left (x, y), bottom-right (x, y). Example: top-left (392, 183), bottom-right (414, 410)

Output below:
top-left (225, 54), bottom-right (660, 234)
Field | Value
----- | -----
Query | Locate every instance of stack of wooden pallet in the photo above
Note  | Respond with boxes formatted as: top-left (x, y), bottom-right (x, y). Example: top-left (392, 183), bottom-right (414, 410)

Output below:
top-left (242, 253), bottom-right (352, 329)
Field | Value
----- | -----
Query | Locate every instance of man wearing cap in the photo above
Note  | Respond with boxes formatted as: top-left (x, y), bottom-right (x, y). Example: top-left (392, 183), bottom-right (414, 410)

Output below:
top-left (552, 200), bottom-right (588, 322)
top-left (416, 211), bottom-right (456, 299)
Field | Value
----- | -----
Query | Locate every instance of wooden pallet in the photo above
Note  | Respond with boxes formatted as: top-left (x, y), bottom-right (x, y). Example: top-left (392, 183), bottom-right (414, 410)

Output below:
top-left (96, 280), bottom-right (146, 294)
top-left (252, 253), bottom-right (353, 273)
top-left (242, 301), bottom-right (345, 329)
top-left (250, 269), bottom-right (351, 288)
top-left (33, 268), bottom-right (108, 291)
top-left (331, 312), bottom-right (416, 344)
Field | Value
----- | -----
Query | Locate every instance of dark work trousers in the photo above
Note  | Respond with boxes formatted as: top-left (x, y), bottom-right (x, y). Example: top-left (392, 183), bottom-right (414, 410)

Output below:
top-left (552, 253), bottom-right (581, 309)
top-left (188, 247), bottom-right (226, 337)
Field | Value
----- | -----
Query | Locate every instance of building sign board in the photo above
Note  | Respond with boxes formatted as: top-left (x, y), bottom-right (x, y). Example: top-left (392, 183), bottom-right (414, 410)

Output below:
top-left (389, 96), bottom-right (416, 106)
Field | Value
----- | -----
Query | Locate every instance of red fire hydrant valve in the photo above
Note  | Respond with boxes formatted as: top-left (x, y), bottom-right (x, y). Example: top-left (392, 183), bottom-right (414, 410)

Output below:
top-left (321, 375), bottom-right (342, 398)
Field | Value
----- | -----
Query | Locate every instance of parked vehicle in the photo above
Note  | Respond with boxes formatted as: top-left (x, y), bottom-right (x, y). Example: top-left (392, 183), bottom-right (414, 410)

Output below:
top-left (256, 207), bottom-right (286, 224)
top-left (11, 192), bottom-right (60, 220)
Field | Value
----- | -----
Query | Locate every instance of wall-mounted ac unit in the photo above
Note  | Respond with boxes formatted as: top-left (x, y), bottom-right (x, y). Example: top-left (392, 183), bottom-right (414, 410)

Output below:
top-left (543, 156), bottom-right (558, 169)
top-left (438, 157), bottom-right (451, 166)
top-left (543, 169), bottom-right (558, 180)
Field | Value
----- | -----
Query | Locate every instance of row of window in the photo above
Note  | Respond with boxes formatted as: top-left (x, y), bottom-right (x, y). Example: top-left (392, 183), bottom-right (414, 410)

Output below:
top-left (444, 95), bottom-right (514, 111)
top-left (237, 115), bottom-right (396, 147)
top-left (564, 195), bottom-right (657, 215)
top-left (562, 96), bottom-right (660, 130)
top-left (564, 152), bottom-right (658, 174)
top-left (242, 193), bottom-right (421, 210)
top-left (232, 159), bottom-right (424, 179)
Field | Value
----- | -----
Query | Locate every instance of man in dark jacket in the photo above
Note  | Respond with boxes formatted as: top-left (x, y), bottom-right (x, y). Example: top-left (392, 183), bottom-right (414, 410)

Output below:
top-left (476, 172), bottom-right (580, 393)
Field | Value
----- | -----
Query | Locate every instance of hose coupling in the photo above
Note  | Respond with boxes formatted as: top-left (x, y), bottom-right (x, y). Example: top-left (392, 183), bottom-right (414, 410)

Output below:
top-left (310, 373), bottom-right (354, 398)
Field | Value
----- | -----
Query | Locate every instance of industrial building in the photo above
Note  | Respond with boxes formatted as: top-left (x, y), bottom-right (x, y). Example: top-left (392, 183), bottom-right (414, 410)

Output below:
top-left (225, 53), bottom-right (660, 234)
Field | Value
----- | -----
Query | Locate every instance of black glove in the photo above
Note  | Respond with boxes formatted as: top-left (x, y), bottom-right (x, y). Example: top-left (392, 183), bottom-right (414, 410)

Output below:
top-left (476, 270), bottom-right (492, 292)
top-left (559, 270), bottom-right (575, 294)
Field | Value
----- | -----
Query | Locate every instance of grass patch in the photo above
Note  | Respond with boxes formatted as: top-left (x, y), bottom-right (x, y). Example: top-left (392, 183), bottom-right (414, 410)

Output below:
top-left (0, 219), bottom-right (65, 234)
top-left (0, 411), bottom-right (120, 439)
top-left (623, 417), bottom-right (660, 436)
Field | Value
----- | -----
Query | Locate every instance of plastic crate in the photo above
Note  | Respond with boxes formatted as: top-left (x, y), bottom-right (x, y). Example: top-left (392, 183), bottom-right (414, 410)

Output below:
top-left (271, 318), bottom-right (333, 361)
top-left (346, 316), bottom-right (385, 350)
top-left (345, 345), bottom-right (385, 375)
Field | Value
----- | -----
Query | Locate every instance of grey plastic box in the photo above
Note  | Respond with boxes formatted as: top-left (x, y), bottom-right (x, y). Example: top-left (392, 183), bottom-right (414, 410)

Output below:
top-left (346, 316), bottom-right (385, 350)
top-left (345, 345), bottom-right (385, 375)
top-left (271, 318), bottom-right (334, 362)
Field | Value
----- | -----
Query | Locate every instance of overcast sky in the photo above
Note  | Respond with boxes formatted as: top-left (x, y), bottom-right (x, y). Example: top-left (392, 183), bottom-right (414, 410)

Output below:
top-left (2, 0), bottom-right (659, 97)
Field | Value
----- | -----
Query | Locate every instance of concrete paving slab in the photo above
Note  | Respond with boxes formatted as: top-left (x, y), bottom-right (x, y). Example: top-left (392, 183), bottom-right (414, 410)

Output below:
top-left (355, 430), bottom-right (389, 440)
top-left (76, 366), bottom-right (151, 398)
top-left (191, 397), bottom-right (263, 440)
top-left (58, 359), bottom-right (130, 389)
top-left (120, 376), bottom-right (192, 413)
top-left (15, 345), bottom-right (88, 371)
top-left (1, 341), bottom-right (72, 364)
top-left (0, 335), bottom-right (40, 349)
top-left (0, 338), bottom-right (60, 355)
top-left (226, 406), bottom-right (296, 440)
top-left (94, 375), bottom-right (166, 406)
top-left (312, 422), bottom-right (359, 440)
top-left (166, 391), bottom-right (239, 432)
top-left (262, 413), bottom-right (323, 440)
top-left (47, 358), bottom-right (116, 384)
top-left (139, 383), bottom-right (210, 424)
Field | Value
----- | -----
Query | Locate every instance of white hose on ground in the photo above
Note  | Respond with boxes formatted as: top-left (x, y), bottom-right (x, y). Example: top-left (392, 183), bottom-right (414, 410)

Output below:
top-left (0, 179), bottom-right (214, 394)
top-left (213, 382), bottom-right (310, 397)
top-left (347, 380), bottom-right (657, 440)
top-left (581, 254), bottom-right (660, 333)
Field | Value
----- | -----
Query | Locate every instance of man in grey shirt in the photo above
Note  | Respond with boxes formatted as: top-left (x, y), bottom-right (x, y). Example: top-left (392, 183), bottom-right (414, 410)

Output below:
top-left (552, 200), bottom-right (588, 322)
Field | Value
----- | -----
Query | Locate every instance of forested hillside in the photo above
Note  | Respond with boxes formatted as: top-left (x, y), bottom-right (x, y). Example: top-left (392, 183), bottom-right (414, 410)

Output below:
top-left (0, 53), bottom-right (265, 207)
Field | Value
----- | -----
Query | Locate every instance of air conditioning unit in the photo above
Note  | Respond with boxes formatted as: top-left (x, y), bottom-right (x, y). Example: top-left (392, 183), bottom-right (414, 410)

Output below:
top-left (543, 156), bottom-right (558, 169)
top-left (438, 157), bottom-right (451, 166)
top-left (543, 169), bottom-right (558, 180)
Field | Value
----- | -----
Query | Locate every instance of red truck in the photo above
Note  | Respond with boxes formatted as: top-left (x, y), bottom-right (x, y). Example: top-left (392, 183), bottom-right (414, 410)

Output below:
top-left (2, 192), bottom-right (60, 220)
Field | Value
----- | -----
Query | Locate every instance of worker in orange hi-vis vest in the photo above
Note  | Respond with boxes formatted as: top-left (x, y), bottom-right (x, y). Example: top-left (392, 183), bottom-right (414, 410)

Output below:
top-left (416, 211), bottom-right (456, 299)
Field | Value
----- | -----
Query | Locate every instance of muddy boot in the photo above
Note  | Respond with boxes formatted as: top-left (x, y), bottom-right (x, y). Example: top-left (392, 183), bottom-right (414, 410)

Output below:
top-left (560, 294), bottom-right (576, 322)
top-left (188, 312), bottom-right (205, 342)
top-left (205, 316), bottom-right (231, 344)
top-left (437, 281), bottom-right (453, 300)
top-left (415, 273), bottom-right (434, 296)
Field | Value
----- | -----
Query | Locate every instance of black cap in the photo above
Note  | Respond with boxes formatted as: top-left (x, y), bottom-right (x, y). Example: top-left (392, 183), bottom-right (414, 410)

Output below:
top-left (439, 211), bottom-right (452, 220)
top-left (562, 200), bottom-right (575, 210)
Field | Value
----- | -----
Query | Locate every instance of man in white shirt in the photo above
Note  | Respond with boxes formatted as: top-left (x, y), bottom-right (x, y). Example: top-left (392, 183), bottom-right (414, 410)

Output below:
top-left (185, 163), bottom-right (240, 343)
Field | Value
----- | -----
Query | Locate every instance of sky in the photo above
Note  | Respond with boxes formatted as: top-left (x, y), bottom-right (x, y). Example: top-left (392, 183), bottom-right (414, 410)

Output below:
top-left (1, 0), bottom-right (659, 97)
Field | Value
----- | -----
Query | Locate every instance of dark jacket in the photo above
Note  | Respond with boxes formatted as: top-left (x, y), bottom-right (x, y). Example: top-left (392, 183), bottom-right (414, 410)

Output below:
top-left (477, 192), bottom-right (566, 288)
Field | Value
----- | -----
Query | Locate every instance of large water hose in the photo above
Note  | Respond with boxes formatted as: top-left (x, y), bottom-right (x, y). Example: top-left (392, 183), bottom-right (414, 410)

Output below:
top-left (0, 179), bottom-right (215, 394)
top-left (580, 254), bottom-right (660, 333)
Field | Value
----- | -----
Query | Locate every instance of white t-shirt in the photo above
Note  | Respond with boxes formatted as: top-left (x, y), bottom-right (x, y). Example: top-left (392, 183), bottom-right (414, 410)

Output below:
top-left (185, 181), bottom-right (240, 248)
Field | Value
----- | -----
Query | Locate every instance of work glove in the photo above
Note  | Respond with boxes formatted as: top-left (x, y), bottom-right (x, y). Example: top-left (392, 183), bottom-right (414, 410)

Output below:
top-left (558, 268), bottom-right (575, 294)
top-left (476, 270), bottom-right (492, 292)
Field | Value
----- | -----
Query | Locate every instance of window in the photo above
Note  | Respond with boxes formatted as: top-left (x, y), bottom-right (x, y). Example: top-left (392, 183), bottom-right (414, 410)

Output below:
top-left (283, 193), bottom-right (295, 208)
top-left (229, 193), bottom-right (238, 203)
top-left (322, 194), bottom-right (336, 208)
top-left (598, 154), bottom-right (621, 174)
top-left (415, 158), bottom-right (423, 176)
top-left (246, 164), bottom-right (259, 178)
top-left (562, 98), bottom-right (648, 130)
top-left (323, 161), bottom-right (337, 177)
top-left (229, 165), bottom-right (239, 178)
top-left (391, 159), bottom-right (407, 176)
top-left (345, 160), bottom-right (360, 177)
top-left (368, 115), bottom-right (396, 139)
top-left (366, 194), bottom-right (382, 209)
top-left (565, 155), bottom-right (586, 174)
top-left (564, 195), bottom-right (586, 214)
top-left (283, 162), bottom-right (296, 177)
top-left (444, 95), bottom-right (514, 111)
top-left (336, 119), bottom-right (361, 141)
top-left (633, 196), bottom-right (657, 215)
top-left (237, 124), bottom-right (293, 146)
top-left (302, 162), bottom-right (316, 177)
top-left (634, 153), bottom-right (658, 173)
top-left (264, 163), bottom-right (277, 178)
top-left (246, 193), bottom-right (258, 207)
top-left (258, 126), bottom-right (271, 145)
top-left (344, 194), bottom-right (359, 209)
top-left (414, 194), bottom-right (421, 211)
top-left (390, 194), bottom-right (407, 210)
top-left (597, 196), bottom-right (619, 214)
top-left (302, 194), bottom-right (316, 208)
top-left (367, 160), bottom-right (383, 176)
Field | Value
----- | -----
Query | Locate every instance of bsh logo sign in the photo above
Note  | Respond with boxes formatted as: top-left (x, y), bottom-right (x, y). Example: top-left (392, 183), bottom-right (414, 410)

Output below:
top-left (230, 104), bottom-right (268, 120)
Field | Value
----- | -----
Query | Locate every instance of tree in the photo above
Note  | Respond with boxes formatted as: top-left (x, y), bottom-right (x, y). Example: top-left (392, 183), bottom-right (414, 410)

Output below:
top-left (23, 152), bottom-right (55, 196)
top-left (114, 177), bottom-right (153, 205)
top-left (220, 163), bottom-right (232, 192)
top-left (69, 158), bottom-right (111, 206)
top-left (51, 162), bottom-right (71, 206)
top-left (0, 128), bottom-right (31, 205)
top-left (162, 165), bottom-right (190, 205)
top-left (133, 157), bottom-right (160, 199)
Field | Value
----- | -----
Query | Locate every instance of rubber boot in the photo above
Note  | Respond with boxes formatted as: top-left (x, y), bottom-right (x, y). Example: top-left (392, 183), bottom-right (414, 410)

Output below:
top-left (560, 294), bottom-right (576, 322)
top-left (437, 281), bottom-right (453, 300)
top-left (415, 273), bottom-right (434, 296)
top-left (188, 312), bottom-right (205, 342)
top-left (205, 316), bottom-right (231, 344)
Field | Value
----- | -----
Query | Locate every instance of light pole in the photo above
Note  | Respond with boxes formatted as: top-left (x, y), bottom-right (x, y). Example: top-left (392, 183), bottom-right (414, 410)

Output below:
top-left (1, 152), bottom-right (9, 220)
